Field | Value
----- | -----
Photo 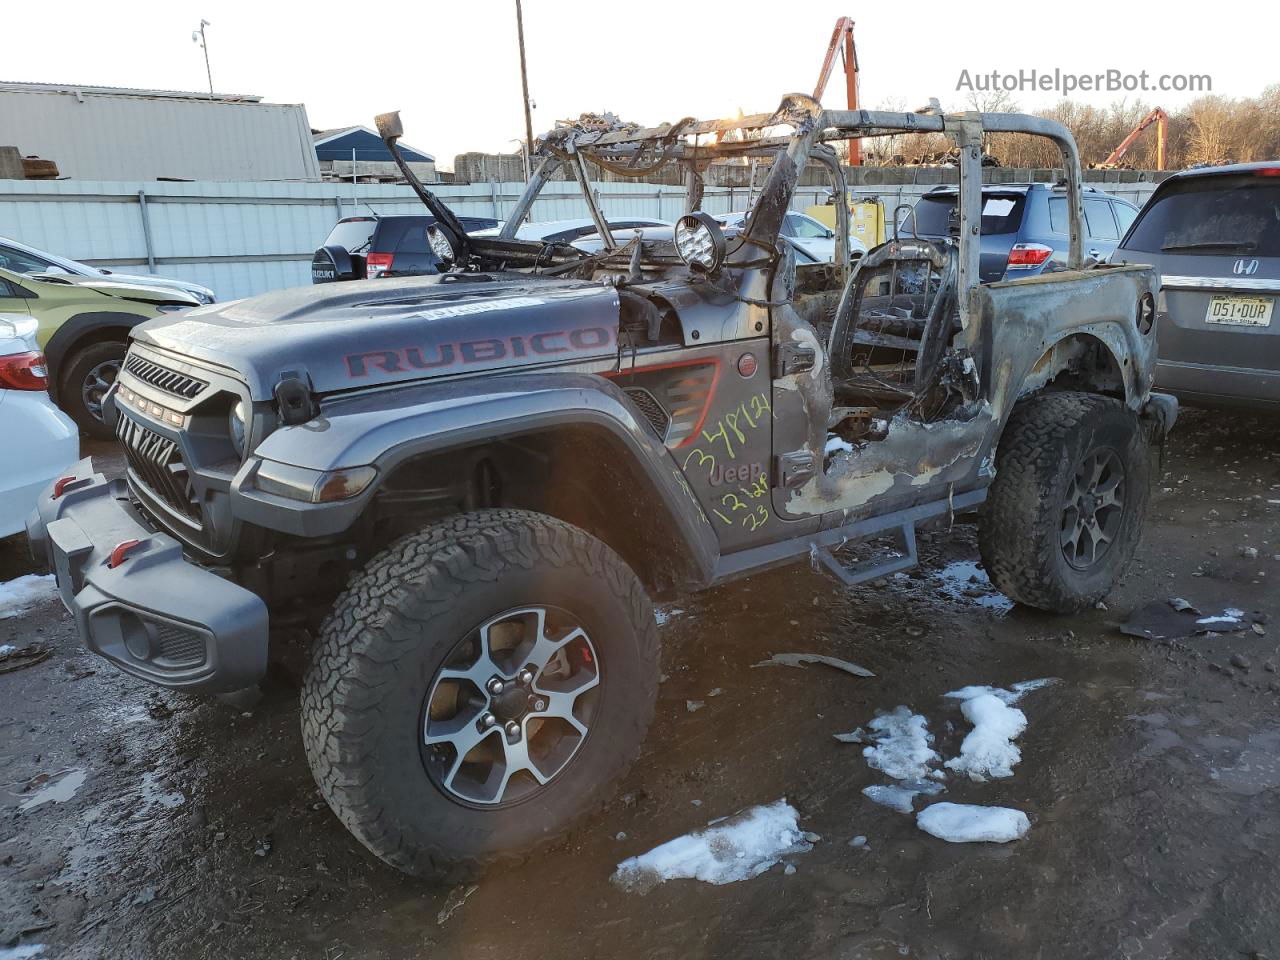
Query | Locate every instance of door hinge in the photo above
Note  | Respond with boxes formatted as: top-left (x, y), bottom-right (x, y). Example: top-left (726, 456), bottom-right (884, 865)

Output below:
top-left (772, 342), bottom-right (816, 378)
top-left (774, 450), bottom-right (817, 489)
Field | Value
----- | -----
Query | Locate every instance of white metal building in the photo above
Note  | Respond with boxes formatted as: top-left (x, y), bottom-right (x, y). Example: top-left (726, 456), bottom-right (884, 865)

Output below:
top-left (0, 81), bottom-right (320, 181)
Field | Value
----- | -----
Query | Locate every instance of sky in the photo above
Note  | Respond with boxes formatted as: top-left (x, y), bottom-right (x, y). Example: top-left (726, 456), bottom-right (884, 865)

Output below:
top-left (4, 0), bottom-right (1277, 170)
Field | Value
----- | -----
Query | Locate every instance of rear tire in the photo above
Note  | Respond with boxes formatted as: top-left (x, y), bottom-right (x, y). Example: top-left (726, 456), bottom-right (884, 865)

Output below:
top-left (58, 341), bottom-right (126, 440)
top-left (301, 509), bottom-right (658, 880)
top-left (978, 391), bottom-right (1149, 613)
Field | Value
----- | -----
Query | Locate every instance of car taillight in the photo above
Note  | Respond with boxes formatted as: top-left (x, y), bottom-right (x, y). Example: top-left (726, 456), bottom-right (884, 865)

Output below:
top-left (366, 252), bottom-right (394, 278)
top-left (0, 351), bottom-right (49, 390)
top-left (1256, 168), bottom-right (1280, 177)
top-left (1006, 243), bottom-right (1054, 268)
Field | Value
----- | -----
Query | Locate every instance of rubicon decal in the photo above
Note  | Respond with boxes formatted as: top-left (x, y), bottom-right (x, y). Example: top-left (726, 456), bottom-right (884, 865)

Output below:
top-left (346, 325), bottom-right (616, 378)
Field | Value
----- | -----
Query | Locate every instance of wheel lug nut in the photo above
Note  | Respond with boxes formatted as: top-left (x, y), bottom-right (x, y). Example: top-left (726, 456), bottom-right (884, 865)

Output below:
top-left (504, 720), bottom-right (520, 738)
top-left (532, 698), bottom-right (547, 712)
top-left (480, 713), bottom-right (497, 728)
top-left (518, 669), bottom-right (533, 685)
top-left (487, 678), bottom-right (505, 695)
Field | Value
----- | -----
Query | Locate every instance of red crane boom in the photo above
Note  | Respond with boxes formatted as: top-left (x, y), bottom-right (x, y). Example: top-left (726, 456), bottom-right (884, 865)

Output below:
top-left (813, 16), bottom-right (861, 165)
top-left (1104, 107), bottom-right (1168, 170)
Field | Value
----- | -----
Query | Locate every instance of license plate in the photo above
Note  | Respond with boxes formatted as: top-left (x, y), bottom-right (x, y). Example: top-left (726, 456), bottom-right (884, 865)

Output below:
top-left (1205, 295), bottom-right (1273, 327)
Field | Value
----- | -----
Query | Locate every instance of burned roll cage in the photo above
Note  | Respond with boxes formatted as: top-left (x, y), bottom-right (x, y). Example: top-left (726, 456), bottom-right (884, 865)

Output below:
top-left (378, 94), bottom-right (1088, 315)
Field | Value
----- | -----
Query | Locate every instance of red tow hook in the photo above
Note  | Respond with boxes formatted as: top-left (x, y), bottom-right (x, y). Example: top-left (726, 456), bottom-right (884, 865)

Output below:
top-left (52, 475), bottom-right (80, 499)
top-left (108, 539), bottom-right (143, 569)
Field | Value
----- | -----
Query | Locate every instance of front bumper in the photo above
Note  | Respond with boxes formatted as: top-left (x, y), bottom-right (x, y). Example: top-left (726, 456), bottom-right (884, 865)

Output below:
top-left (26, 458), bottom-right (268, 693)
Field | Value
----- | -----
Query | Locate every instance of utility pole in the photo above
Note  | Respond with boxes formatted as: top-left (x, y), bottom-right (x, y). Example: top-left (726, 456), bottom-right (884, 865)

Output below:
top-left (514, 0), bottom-right (535, 180)
top-left (191, 20), bottom-right (213, 98)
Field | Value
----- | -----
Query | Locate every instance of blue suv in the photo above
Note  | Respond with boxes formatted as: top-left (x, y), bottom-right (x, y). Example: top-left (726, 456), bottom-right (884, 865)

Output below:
top-left (902, 183), bottom-right (1140, 282)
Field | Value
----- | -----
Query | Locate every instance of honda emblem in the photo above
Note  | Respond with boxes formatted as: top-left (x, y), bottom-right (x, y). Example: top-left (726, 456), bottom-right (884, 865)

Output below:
top-left (1233, 258), bottom-right (1260, 276)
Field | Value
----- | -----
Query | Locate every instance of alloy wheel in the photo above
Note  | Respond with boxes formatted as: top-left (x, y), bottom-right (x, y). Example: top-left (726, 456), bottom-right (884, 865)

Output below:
top-left (422, 606), bottom-right (600, 806)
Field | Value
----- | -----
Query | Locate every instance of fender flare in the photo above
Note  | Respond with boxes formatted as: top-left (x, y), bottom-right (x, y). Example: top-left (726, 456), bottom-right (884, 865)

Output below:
top-left (230, 371), bottom-right (721, 587)
top-left (44, 311), bottom-right (149, 400)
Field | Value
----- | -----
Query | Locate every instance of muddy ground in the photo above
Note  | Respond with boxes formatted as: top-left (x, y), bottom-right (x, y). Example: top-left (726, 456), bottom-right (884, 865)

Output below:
top-left (2, 408), bottom-right (1279, 960)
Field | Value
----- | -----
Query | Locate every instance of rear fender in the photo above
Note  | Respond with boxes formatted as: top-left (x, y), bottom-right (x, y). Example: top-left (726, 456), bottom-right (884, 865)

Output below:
top-left (974, 264), bottom-right (1158, 419)
top-left (230, 372), bottom-right (720, 587)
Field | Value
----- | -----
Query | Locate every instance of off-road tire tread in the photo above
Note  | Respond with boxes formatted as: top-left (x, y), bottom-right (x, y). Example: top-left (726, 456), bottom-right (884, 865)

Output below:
top-left (979, 391), bottom-right (1146, 613)
top-left (300, 509), bottom-right (657, 880)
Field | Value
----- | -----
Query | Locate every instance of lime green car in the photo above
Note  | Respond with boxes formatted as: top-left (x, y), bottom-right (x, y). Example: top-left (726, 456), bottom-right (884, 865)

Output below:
top-left (0, 266), bottom-right (200, 438)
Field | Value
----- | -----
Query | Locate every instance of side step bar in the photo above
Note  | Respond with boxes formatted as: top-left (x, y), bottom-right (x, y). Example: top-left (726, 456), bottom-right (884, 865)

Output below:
top-left (815, 522), bottom-right (917, 587)
top-left (710, 487), bottom-right (987, 586)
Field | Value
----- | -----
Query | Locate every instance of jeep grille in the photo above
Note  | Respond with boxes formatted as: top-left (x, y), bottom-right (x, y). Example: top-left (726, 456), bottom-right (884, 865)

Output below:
top-left (115, 412), bottom-right (202, 525)
top-left (123, 353), bottom-right (208, 400)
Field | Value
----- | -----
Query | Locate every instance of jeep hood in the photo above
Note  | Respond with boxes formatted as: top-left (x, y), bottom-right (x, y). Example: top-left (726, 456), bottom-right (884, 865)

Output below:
top-left (131, 274), bottom-right (621, 399)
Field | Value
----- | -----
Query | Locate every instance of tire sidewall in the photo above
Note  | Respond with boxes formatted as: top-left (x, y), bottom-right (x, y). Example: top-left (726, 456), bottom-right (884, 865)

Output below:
top-left (1042, 405), bottom-right (1148, 600)
top-left (322, 531), bottom-right (655, 864)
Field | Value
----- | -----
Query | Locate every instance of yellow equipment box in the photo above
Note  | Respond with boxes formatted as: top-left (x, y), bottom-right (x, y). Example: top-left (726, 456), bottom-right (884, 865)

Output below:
top-left (804, 196), bottom-right (886, 249)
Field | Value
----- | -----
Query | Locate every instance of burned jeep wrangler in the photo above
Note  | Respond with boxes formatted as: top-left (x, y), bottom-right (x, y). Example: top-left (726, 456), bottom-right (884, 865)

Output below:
top-left (29, 95), bottom-right (1176, 878)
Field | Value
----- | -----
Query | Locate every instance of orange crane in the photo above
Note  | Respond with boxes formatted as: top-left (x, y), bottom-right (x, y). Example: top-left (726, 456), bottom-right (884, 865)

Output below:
top-left (813, 16), bottom-right (861, 165)
top-left (1103, 107), bottom-right (1168, 170)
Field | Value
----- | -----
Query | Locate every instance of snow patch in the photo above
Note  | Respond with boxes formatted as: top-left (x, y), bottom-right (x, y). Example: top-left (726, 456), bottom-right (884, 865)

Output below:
top-left (862, 706), bottom-right (942, 782)
top-left (825, 434), bottom-right (854, 455)
top-left (862, 780), bottom-right (944, 814)
top-left (945, 678), bottom-right (1054, 705)
top-left (0, 575), bottom-right (58, 620)
top-left (0, 946), bottom-right (47, 960)
top-left (945, 695), bottom-right (1027, 781)
top-left (943, 679), bottom-right (1053, 781)
top-left (916, 802), bottom-right (1030, 843)
top-left (0, 644), bottom-right (15, 657)
top-left (612, 799), bottom-right (814, 893)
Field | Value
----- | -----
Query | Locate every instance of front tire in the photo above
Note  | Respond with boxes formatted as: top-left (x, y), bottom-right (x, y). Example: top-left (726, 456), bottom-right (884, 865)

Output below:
top-left (59, 341), bottom-right (126, 439)
top-left (301, 509), bottom-right (658, 879)
top-left (978, 391), bottom-right (1149, 613)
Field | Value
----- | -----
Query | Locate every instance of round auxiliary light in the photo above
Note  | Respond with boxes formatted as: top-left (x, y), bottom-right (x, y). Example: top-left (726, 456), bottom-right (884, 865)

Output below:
top-left (427, 224), bottom-right (456, 264)
top-left (673, 212), bottom-right (726, 274)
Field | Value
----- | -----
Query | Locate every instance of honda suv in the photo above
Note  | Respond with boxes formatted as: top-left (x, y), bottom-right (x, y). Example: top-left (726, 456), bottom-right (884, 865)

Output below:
top-left (902, 183), bottom-right (1139, 282)
top-left (312, 214), bottom-right (498, 283)
top-left (1112, 163), bottom-right (1280, 410)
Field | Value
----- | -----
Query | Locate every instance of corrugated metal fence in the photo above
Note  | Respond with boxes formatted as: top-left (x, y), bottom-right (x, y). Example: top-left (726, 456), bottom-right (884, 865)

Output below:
top-left (0, 178), bottom-right (1158, 302)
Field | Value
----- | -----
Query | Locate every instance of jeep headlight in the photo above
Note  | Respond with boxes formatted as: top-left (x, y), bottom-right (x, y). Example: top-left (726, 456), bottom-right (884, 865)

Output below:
top-left (673, 212), bottom-right (726, 274)
top-left (228, 400), bottom-right (248, 455)
top-left (254, 460), bottom-right (377, 503)
top-left (427, 224), bottom-right (455, 264)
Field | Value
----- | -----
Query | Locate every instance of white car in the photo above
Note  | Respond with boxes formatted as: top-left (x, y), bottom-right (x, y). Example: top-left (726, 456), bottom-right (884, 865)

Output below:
top-left (0, 315), bottom-right (78, 538)
top-left (471, 217), bottom-right (671, 245)
top-left (0, 236), bottom-right (216, 305)
top-left (713, 211), bottom-right (866, 262)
